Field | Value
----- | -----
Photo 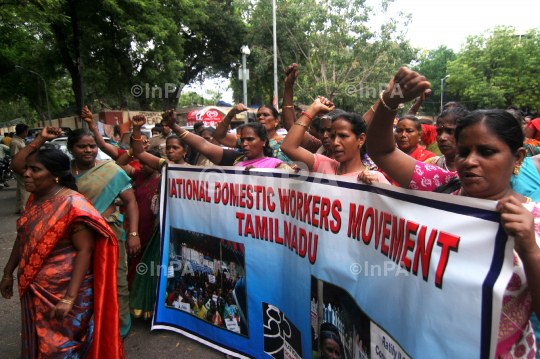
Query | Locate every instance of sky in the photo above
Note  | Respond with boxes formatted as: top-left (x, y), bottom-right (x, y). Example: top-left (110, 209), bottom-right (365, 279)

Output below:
top-left (184, 0), bottom-right (540, 104)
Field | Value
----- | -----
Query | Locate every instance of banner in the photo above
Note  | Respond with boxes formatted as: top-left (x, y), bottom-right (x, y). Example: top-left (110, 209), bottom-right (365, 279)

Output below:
top-left (151, 166), bottom-right (514, 359)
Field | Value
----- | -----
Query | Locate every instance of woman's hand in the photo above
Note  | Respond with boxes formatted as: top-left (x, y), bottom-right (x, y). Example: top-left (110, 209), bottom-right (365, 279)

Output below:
top-left (244, 165), bottom-right (255, 172)
top-left (382, 67), bottom-right (431, 109)
top-left (421, 89), bottom-right (432, 101)
top-left (39, 127), bottom-right (64, 141)
top-left (81, 106), bottom-right (94, 127)
top-left (50, 300), bottom-right (73, 318)
top-left (0, 277), bottom-right (14, 299)
top-left (357, 170), bottom-right (380, 185)
top-left (496, 196), bottom-right (539, 256)
top-left (164, 109), bottom-right (177, 128)
top-left (308, 96), bottom-right (335, 118)
top-left (228, 104), bottom-right (248, 118)
top-left (132, 115), bottom-right (146, 129)
top-left (126, 235), bottom-right (141, 257)
top-left (285, 63), bottom-right (299, 86)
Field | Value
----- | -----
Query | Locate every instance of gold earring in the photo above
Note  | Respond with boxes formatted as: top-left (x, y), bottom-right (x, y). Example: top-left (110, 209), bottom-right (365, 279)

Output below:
top-left (55, 177), bottom-right (59, 183)
top-left (514, 163), bottom-right (523, 176)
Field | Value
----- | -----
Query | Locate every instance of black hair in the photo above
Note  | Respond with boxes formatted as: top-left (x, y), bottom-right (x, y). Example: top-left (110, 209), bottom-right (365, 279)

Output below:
top-left (455, 109), bottom-right (524, 155)
top-left (67, 129), bottom-right (96, 150)
top-left (397, 115), bottom-right (422, 132)
top-left (258, 105), bottom-right (279, 120)
top-left (241, 122), bottom-right (273, 157)
top-left (437, 107), bottom-right (470, 125)
top-left (319, 327), bottom-right (343, 355)
top-left (193, 122), bottom-right (205, 131)
top-left (200, 127), bottom-right (216, 137)
top-left (506, 109), bottom-right (523, 125)
top-left (311, 117), bottom-right (321, 131)
top-left (322, 108), bottom-right (347, 121)
top-left (418, 118), bottom-right (433, 126)
top-left (15, 124), bottom-right (29, 135)
top-left (442, 101), bottom-right (467, 111)
top-left (334, 112), bottom-right (368, 158)
top-left (30, 149), bottom-right (78, 191)
top-left (147, 149), bottom-right (161, 158)
top-left (507, 105), bottom-right (519, 111)
top-left (166, 135), bottom-right (188, 150)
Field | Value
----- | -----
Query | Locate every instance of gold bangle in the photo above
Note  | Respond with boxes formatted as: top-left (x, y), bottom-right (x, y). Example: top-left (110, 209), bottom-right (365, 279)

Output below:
top-left (60, 298), bottom-right (75, 305)
top-left (2, 276), bottom-right (14, 281)
top-left (295, 121), bottom-right (309, 129)
top-left (126, 149), bottom-right (133, 157)
top-left (178, 131), bottom-right (189, 140)
top-left (282, 105), bottom-right (294, 109)
top-left (370, 106), bottom-right (376, 113)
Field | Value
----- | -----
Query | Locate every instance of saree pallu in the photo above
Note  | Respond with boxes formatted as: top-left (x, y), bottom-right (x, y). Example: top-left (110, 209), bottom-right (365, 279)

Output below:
top-left (128, 170), bottom-right (160, 288)
top-left (75, 160), bottom-right (132, 337)
top-left (130, 160), bottom-right (167, 319)
top-left (17, 194), bottom-right (124, 359)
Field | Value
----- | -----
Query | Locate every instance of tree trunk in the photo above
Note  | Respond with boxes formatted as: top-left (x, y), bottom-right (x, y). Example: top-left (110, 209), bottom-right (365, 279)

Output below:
top-left (162, 84), bottom-right (185, 111)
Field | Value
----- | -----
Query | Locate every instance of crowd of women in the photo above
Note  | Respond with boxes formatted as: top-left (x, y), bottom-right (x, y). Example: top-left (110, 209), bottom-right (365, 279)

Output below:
top-left (0, 63), bottom-right (539, 359)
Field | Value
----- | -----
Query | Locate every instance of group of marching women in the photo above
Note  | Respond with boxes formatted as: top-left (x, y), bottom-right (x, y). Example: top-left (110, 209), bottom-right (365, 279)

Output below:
top-left (1, 63), bottom-right (539, 359)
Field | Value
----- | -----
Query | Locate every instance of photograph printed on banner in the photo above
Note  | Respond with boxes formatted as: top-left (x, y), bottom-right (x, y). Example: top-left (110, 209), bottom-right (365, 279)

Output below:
top-left (164, 228), bottom-right (248, 337)
top-left (310, 276), bottom-right (371, 359)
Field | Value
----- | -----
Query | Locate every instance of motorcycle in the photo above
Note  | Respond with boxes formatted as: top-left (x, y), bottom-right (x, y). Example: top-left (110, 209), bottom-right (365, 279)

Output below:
top-left (0, 154), bottom-right (14, 187)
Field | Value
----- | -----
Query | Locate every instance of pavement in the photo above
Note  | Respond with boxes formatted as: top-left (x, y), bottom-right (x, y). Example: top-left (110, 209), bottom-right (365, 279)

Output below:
top-left (0, 179), bottom-right (224, 359)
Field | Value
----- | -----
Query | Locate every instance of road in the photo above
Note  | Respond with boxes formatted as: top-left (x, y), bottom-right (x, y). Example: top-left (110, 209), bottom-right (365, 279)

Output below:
top-left (0, 179), bottom-right (224, 359)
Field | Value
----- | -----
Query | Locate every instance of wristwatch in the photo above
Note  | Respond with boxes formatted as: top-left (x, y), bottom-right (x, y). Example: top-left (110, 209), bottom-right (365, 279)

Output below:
top-left (128, 232), bottom-right (139, 237)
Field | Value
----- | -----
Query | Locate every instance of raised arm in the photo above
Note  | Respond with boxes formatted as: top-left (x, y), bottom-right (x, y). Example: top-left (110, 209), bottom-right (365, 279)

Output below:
top-left (131, 115), bottom-right (163, 170)
top-left (10, 127), bottom-right (63, 175)
top-left (214, 104), bottom-right (247, 148)
top-left (115, 151), bottom-right (136, 178)
top-left (282, 63), bottom-right (321, 151)
top-left (407, 89), bottom-right (432, 116)
top-left (366, 68), bottom-right (431, 187)
top-left (81, 106), bottom-right (119, 159)
top-left (281, 97), bottom-right (334, 170)
top-left (166, 110), bottom-right (227, 165)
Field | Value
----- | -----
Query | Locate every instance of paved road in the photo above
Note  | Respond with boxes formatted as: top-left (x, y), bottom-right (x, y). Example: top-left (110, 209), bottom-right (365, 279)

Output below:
top-left (0, 179), bottom-right (224, 359)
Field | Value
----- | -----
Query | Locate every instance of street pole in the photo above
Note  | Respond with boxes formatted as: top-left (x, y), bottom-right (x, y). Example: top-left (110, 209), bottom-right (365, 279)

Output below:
top-left (441, 75), bottom-right (450, 113)
top-left (272, 0), bottom-right (278, 110)
top-left (242, 52), bottom-right (248, 121)
top-left (15, 66), bottom-right (52, 126)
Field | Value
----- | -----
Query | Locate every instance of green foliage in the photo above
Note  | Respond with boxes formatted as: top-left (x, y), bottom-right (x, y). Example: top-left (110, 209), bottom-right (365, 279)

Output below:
top-left (412, 46), bottom-right (456, 113)
top-left (446, 27), bottom-right (540, 111)
top-left (231, 0), bottom-right (416, 114)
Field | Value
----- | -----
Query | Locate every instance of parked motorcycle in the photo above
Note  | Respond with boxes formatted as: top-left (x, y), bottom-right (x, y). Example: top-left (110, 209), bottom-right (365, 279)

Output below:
top-left (0, 154), bottom-right (14, 188)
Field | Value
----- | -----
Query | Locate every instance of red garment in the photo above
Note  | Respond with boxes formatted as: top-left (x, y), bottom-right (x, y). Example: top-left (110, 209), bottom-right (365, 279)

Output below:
top-left (421, 124), bottom-right (437, 146)
top-left (409, 146), bottom-right (436, 162)
top-left (17, 193), bottom-right (125, 359)
top-left (527, 118), bottom-right (540, 141)
top-left (117, 148), bottom-right (141, 170)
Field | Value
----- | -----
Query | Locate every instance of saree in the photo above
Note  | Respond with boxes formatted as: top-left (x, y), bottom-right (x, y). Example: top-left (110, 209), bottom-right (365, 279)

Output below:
top-left (74, 160), bottom-right (132, 337)
top-left (127, 170), bottom-right (160, 288)
top-left (234, 156), bottom-right (289, 169)
top-left (130, 159), bottom-right (167, 319)
top-left (17, 193), bottom-right (124, 359)
top-left (269, 137), bottom-right (294, 165)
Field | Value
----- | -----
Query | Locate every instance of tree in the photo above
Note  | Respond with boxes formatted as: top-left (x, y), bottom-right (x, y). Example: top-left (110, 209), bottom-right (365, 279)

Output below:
top-left (446, 27), bottom-right (540, 111)
top-left (231, 0), bottom-right (416, 114)
top-left (412, 46), bottom-right (456, 114)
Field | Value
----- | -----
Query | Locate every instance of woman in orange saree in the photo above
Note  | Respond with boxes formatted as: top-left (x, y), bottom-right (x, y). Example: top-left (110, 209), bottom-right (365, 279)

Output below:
top-left (1, 141), bottom-right (124, 358)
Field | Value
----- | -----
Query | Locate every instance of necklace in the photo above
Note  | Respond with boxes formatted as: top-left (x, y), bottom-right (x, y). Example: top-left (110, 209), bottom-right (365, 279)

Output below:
top-left (53, 186), bottom-right (66, 197)
top-left (75, 161), bottom-right (96, 175)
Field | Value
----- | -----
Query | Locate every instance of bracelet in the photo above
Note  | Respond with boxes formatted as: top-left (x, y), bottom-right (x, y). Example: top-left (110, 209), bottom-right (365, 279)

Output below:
top-left (300, 111), bottom-right (313, 121)
top-left (2, 276), bottom-right (14, 281)
top-left (29, 143), bottom-right (37, 150)
top-left (370, 106), bottom-right (376, 113)
top-left (126, 149), bottom-right (133, 157)
top-left (132, 136), bottom-right (142, 141)
top-left (282, 105), bottom-right (294, 109)
top-left (294, 121), bottom-right (309, 129)
top-left (379, 91), bottom-right (404, 111)
top-left (178, 131), bottom-right (189, 140)
top-left (60, 298), bottom-right (75, 305)
top-left (128, 232), bottom-right (139, 237)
